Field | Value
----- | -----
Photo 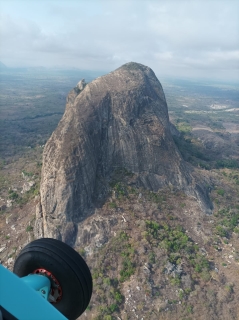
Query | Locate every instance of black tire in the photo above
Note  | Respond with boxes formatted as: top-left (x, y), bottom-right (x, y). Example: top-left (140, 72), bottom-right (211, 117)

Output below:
top-left (13, 238), bottom-right (92, 320)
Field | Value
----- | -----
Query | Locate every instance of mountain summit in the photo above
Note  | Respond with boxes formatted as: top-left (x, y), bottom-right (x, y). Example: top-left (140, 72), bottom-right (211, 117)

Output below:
top-left (35, 62), bottom-right (211, 243)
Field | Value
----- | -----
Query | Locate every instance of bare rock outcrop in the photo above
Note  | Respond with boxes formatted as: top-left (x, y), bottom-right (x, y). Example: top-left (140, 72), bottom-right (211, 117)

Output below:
top-left (35, 62), bottom-right (212, 243)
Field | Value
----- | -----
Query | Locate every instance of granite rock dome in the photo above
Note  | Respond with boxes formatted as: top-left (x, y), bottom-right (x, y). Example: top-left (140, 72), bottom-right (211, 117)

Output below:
top-left (35, 62), bottom-right (212, 244)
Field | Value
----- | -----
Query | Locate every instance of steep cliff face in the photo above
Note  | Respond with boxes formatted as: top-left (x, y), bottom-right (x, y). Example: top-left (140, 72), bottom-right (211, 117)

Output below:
top-left (35, 62), bottom-right (211, 244)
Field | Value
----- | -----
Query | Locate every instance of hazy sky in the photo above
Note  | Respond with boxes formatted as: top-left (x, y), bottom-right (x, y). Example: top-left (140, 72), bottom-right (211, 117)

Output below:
top-left (0, 0), bottom-right (239, 81)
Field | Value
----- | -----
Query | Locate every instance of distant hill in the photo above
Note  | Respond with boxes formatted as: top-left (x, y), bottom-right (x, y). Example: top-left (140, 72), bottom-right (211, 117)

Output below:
top-left (0, 61), bottom-right (7, 69)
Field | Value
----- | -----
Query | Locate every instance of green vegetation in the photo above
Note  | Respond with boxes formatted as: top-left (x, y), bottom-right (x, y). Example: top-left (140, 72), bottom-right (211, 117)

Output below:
top-left (173, 135), bottom-right (210, 167)
top-left (186, 305), bottom-right (194, 314)
top-left (214, 207), bottom-right (239, 238)
top-left (22, 170), bottom-right (34, 177)
top-left (92, 231), bottom-right (135, 318)
top-left (225, 284), bottom-right (233, 294)
top-left (216, 159), bottom-right (239, 169)
top-left (118, 233), bottom-right (136, 282)
top-left (1, 69), bottom-right (239, 320)
top-left (7, 183), bottom-right (39, 205)
top-left (78, 248), bottom-right (86, 257)
top-left (145, 221), bottom-right (210, 279)
top-left (216, 188), bottom-right (225, 196)
top-left (170, 275), bottom-right (181, 286)
top-left (215, 225), bottom-right (227, 238)
top-left (26, 225), bottom-right (33, 232)
top-left (0, 159), bottom-right (6, 170)
top-left (8, 189), bottom-right (19, 200)
top-left (146, 191), bottom-right (166, 204)
top-left (148, 251), bottom-right (156, 264)
top-left (120, 255), bottom-right (135, 282)
top-left (17, 182), bottom-right (39, 207)
top-left (109, 202), bottom-right (117, 209)
top-left (111, 182), bottom-right (127, 199)
top-left (176, 121), bottom-right (192, 134)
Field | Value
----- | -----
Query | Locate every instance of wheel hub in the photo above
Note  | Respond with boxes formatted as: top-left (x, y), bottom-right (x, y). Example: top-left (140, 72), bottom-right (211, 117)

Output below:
top-left (33, 268), bottom-right (63, 303)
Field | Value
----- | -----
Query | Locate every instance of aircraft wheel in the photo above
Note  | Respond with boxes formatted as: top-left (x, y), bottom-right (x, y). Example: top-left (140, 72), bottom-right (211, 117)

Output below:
top-left (13, 238), bottom-right (92, 320)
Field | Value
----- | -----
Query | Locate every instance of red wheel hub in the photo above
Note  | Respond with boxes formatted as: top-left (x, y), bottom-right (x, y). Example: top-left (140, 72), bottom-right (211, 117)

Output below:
top-left (33, 268), bottom-right (63, 303)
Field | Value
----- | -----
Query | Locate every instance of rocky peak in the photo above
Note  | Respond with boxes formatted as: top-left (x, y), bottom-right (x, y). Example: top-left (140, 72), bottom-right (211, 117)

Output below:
top-left (76, 79), bottom-right (86, 92)
top-left (35, 62), bottom-right (212, 244)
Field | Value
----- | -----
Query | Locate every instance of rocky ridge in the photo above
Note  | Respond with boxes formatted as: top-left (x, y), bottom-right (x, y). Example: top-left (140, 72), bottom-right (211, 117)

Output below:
top-left (35, 62), bottom-right (212, 244)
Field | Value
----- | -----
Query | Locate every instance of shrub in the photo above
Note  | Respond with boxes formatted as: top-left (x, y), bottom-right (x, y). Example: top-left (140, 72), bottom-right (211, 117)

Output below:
top-left (198, 162), bottom-right (210, 170)
top-left (217, 189), bottom-right (225, 196)
top-left (109, 304), bottom-right (117, 313)
top-left (176, 122), bottom-right (192, 134)
top-left (119, 231), bottom-right (128, 241)
top-left (99, 305), bottom-right (108, 314)
top-left (215, 225), bottom-right (227, 237)
top-left (186, 305), bottom-right (193, 314)
top-left (170, 276), bottom-right (181, 286)
top-left (22, 170), bottom-right (34, 177)
top-left (120, 259), bottom-right (135, 282)
top-left (216, 159), bottom-right (239, 169)
top-left (148, 251), bottom-right (156, 264)
top-left (147, 192), bottom-right (165, 203)
top-left (145, 220), bottom-right (160, 238)
top-left (200, 270), bottom-right (211, 282)
top-left (184, 288), bottom-right (191, 295)
top-left (114, 182), bottom-right (126, 196)
top-left (26, 225), bottom-right (33, 232)
top-left (114, 291), bottom-right (123, 303)
top-left (109, 202), bottom-right (116, 209)
top-left (178, 290), bottom-right (184, 299)
top-left (234, 227), bottom-right (239, 233)
top-left (103, 278), bottom-right (111, 286)
top-left (225, 284), bottom-right (233, 293)
top-left (78, 248), bottom-right (86, 257)
top-left (8, 189), bottom-right (19, 200)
